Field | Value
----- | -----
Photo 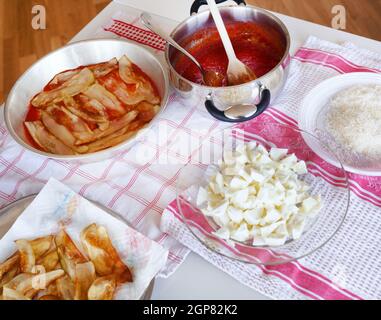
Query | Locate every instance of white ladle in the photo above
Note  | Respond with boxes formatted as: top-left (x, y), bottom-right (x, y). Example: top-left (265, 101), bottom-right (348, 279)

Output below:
top-left (206, 0), bottom-right (256, 85)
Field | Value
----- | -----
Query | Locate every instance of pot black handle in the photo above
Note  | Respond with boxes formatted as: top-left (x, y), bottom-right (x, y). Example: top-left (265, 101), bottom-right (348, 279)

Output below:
top-left (190, 0), bottom-right (246, 15)
top-left (205, 88), bottom-right (271, 123)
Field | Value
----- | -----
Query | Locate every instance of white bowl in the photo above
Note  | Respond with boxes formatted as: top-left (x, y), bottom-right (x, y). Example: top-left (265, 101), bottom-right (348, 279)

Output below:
top-left (298, 72), bottom-right (381, 176)
top-left (4, 39), bottom-right (169, 163)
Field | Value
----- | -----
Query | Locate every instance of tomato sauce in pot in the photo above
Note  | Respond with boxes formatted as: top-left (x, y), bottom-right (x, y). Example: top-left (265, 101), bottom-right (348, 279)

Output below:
top-left (173, 21), bottom-right (286, 87)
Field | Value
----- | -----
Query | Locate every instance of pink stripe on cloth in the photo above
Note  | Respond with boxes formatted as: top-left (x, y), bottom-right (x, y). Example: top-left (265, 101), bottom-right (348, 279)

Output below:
top-left (296, 48), bottom-right (381, 74)
top-left (167, 201), bottom-right (361, 300)
top-left (293, 48), bottom-right (381, 75)
top-left (104, 19), bottom-right (166, 51)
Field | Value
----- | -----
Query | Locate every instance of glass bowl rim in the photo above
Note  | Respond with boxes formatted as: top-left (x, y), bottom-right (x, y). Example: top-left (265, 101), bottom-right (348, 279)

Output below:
top-left (175, 123), bottom-right (351, 266)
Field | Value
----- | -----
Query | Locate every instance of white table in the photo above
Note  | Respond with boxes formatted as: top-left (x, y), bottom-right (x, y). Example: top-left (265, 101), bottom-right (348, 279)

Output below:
top-left (70, 0), bottom-right (381, 300)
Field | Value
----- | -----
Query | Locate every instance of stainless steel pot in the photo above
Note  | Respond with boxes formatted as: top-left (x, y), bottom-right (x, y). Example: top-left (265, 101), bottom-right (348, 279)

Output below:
top-left (165, 0), bottom-right (291, 123)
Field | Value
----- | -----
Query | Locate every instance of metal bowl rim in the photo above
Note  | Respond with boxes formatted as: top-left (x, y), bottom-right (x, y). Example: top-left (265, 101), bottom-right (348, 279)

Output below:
top-left (0, 193), bottom-right (155, 300)
top-left (4, 38), bottom-right (170, 161)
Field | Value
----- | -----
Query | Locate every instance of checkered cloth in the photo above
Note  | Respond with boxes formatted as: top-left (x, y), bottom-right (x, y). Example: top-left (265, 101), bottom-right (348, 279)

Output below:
top-left (160, 36), bottom-right (381, 299)
top-left (0, 11), bottom-right (222, 278)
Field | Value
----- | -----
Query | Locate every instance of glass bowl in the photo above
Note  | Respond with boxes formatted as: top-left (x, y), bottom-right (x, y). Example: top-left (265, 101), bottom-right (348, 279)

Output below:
top-left (175, 122), bottom-right (350, 265)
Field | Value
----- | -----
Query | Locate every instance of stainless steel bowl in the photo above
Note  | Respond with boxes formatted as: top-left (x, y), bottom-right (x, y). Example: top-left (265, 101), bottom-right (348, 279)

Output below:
top-left (4, 39), bottom-right (169, 162)
top-left (0, 194), bottom-right (155, 300)
top-left (165, 1), bottom-right (290, 123)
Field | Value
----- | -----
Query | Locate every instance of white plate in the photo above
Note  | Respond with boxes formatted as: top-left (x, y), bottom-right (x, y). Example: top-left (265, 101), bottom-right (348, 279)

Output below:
top-left (298, 72), bottom-right (381, 176)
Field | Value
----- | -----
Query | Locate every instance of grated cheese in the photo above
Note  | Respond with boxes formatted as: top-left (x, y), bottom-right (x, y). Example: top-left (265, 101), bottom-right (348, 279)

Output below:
top-left (325, 85), bottom-right (381, 159)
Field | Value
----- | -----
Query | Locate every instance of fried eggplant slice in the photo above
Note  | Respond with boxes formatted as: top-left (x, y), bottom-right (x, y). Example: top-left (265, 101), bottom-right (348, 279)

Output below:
top-left (46, 105), bottom-right (94, 142)
top-left (0, 254), bottom-right (19, 279)
top-left (40, 279), bottom-right (61, 298)
top-left (30, 235), bottom-right (54, 259)
top-left (40, 109), bottom-right (89, 153)
top-left (83, 83), bottom-right (125, 117)
top-left (90, 58), bottom-right (118, 78)
top-left (31, 68), bottom-right (95, 107)
top-left (3, 273), bottom-right (32, 291)
top-left (118, 55), bottom-right (160, 105)
top-left (24, 121), bottom-right (77, 155)
top-left (88, 275), bottom-right (116, 300)
top-left (15, 269), bottom-right (65, 295)
top-left (67, 95), bottom-right (110, 130)
top-left (24, 288), bottom-right (39, 299)
top-left (3, 273), bottom-right (38, 298)
top-left (80, 224), bottom-right (132, 283)
top-left (36, 250), bottom-right (60, 272)
top-left (56, 275), bottom-right (75, 300)
top-left (98, 68), bottom-right (143, 106)
top-left (0, 265), bottom-right (19, 292)
top-left (39, 294), bottom-right (62, 300)
top-left (15, 240), bottom-right (35, 273)
top-left (83, 110), bottom-right (138, 144)
top-left (47, 69), bottom-right (81, 89)
top-left (2, 287), bottom-right (30, 300)
top-left (55, 230), bottom-right (87, 280)
top-left (85, 128), bottom-right (135, 153)
top-left (136, 101), bottom-right (160, 122)
top-left (74, 261), bottom-right (96, 300)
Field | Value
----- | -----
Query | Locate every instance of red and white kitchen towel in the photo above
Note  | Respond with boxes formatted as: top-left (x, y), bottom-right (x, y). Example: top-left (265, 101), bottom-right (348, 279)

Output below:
top-left (0, 10), bottom-right (380, 299)
top-left (159, 35), bottom-right (381, 299)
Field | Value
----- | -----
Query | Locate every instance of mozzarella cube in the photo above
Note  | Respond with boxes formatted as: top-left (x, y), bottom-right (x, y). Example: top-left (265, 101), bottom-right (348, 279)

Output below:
top-left (257, 153), bottom-right (273, 165)
top-left (243, 208), bottom-right (263, 225)
top-left (227, 206), bottom-right (244, 224)
top-left (213, 227), bottom-right (231, 240)
top-left (302, 197), bottom-right (319, 213)
top-left (281, 154), bottom-right (298, 168)
top-left (235, 143), bottom-right (247, 155)
top-left (256, 144), bottom-right (268, 154)
top-left (247, 185), bottom-right (257, 196)
top-left (253, 236), bottom-right (267, 246)
top-left (293, 161), bottom-right (308, 175)
top-left (287, 216), bottom-right (306, 239)
top-left (223, 150), bottom-right (236, 165)
top-left (264, 234), bottom-right (288, 246)
top-left (238, 167), bottom-right (252, 182)
top-left (200, 143), bottom-right (322, 247)
top-left (264, 207), bottom-right (282, 224)
top-left (235, 152), bottom-right (249, 165)
top-left (209, 201), bottom-right (229, 218)
top-left (196, 186), bottom-right (208, 207)
top-left (231, 189), bottom-right (249, 205)
top-left (246, 141), bottom-right (257, 152)
top-left (230, 223), bottom-right (250, 242)
top-left (261, 167), bottom-right (276, 179)
top-left (284, 189), bottom-right (298, 205)
top-left (223, 166), bottom-right (240, 176)
top-left (215, 172), bottom-right (224, 189)
top-left (250, 169), bottom-right (266, 183)
top-left (270, 148), bottom-right (288, 161)
top-left (230, 176), bottom-right (249, 189)
top-left (213, 212), bottom-right (231, 227)
top-left (260, 221), bottom-right (283, 237)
